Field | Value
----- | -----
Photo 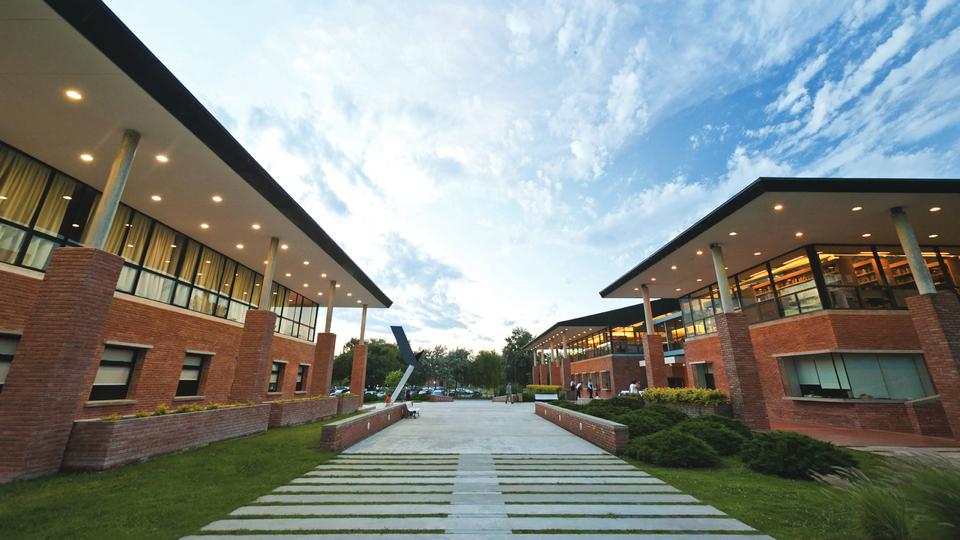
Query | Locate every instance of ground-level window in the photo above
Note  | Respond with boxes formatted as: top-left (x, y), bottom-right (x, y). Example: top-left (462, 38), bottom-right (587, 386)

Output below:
top-left (296, 364), bottom-right (308, 392)
top-left (269, 361), bottom-right (285, 393)
top-left (780, 352), bottom-right (935, 400)
top-left (601, 371), bottom-right (611, 390)
top-left (691, 363), bottom-right (715, 389)
top-left (176, 354), bottom-right (206, 397)
top-left (90, 347), bottom-right (137, 401)
top-left (0, 335), bottom-right (18, 393)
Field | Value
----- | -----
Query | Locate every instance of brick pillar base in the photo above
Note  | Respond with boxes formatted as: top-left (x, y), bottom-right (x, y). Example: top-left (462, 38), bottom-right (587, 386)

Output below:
top-left (0, 248), bottom-right (123, 483)
top-left (642, 334), bottom-right (668, 388)
top-left (532, 364), bottom-right (541, 385)
top-left (561, 357), bottom-right (572, 391)
top-left (715, 312), bottom-right (770, 430)
top-left (907, 292), bottom-right (960, 439)
top-left (228, 310), bottom-right (277, 404)
top-left (349, 344), bottom-right (368, 396)
top-left (312, 333), bottom-right (336, 396)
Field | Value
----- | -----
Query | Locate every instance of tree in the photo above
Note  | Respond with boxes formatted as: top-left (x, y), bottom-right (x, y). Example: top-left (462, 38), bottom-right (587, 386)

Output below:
top-left (332, 338), bottom-right (404, 388)
top-left (502, 327), bottom-right (533, 388)
top-left (384, 369), bottom-right (404, 388)
top-left (473, 350), bottom-right (503, 391)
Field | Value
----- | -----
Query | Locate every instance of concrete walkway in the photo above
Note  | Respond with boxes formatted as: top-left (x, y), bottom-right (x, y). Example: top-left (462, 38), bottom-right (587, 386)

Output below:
top-left (185, 401), bottom-right (770, 539)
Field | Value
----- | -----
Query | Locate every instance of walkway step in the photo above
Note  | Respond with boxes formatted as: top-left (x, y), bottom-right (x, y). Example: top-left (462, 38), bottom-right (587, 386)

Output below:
top-left (502, 493), bottom-right (698, 503)
top-left (275, 484), bottom-right (453, 493)
top-left (498, 483), bottom-right (679, 493)
top-left (258, 493), bottom-right (455, 503)
top-left (231, 503), bottom-right (724, 516)
top-left (290, 477), bottom-right (455, 484)
top-left (188, 536), bottom-right (771, 540)
top-left (499, 477), bottom-right (664, 484)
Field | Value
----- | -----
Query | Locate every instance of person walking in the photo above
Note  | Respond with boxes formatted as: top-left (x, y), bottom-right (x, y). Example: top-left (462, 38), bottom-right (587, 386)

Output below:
top-left (629, 380), bottom-right (638, 394)
top-left (587, 379), bottom-right (594, 399)
top-left (505, 382), bottom-right (513, 404)
top-left (569, 379), bottom-right (575, 400)
top-left (575, 381), bottom-right (582, 399)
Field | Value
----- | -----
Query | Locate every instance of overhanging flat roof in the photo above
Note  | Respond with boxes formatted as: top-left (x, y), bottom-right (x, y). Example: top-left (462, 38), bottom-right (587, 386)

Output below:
top-left (527, 299), bottom-right (680, 350)
top-left (0, 0), bottom-right (390, 308)
top-left (601, 177), bottom-right (960, 300)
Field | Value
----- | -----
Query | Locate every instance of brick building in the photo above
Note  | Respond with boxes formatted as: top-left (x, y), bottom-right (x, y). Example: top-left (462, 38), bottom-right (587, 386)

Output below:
top-left (0, 1), bottom-right (391, 482)
top-left (598, 177), bottom-right (960, 439)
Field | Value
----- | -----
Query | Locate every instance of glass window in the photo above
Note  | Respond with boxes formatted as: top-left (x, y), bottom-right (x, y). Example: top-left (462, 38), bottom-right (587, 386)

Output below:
top-left (21, 235), bottom-right (58, 270)
top-left (193, 247), bottom-right (226, 292)
top-left (877, 246), bottom-right (951, 308)
top-left (269, 362), bottom-right (285, 393)
top-left (219, 260), bottom-right (237, 296)
top-left (0, 222), bottom-right (25, 264)
top-left (178, 241), bottom-right (202, 282)
top-left (89, 347), bottom-right (137, 401)
top-left (817, 246), bottom-right (892, 309)
top-left (231, 266), bottom-right (256, 303)
top-left (296, 364), bottom-right (308, 392)
top-left (770, 249), bottom-right (821, 317)
top-left (941, 248), bottom-right (960, 293)
top-left (103, 206), bottom-right (132, 257)
top-left (0, 147), bottom-right (50, 226)
top-left (0, 335), bottom-right (17, 392)
top-left (781, 352), bottom-right (934, 400)
top-left (176, 354), bottom-right (205, 397)
top-left (737, 262), bottom-right (779, 323)
top-left (33, 174), bottom-right (76, 236)
top-left (135, 271), bottom-right (176, 303)
top-left (681, 286), bottom-right (718, 337)
top-left (142, 224), bottom-right (183, 276)
top-left (691, 363), bottom-right (715, 389)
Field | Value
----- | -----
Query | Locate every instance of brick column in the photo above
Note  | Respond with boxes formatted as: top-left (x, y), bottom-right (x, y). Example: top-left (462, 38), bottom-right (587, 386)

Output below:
top-left (906, 292), bottom-right (960, 439)
top-left (228, 309), bottom-right (277, 404)
top-left (561, 356), bottom-right (572, 392)
top-left (641, 334), bottom-right (668, 388)
top-left (0, 248), bottom-right (122, 482)
top-left (312, 332), bottom-right (336, 396)
top-left (532, 363), bottom-right (541, 385)
top-left (715, 312), bottom-right (770, 430)
top-left (349, 343), bottom-right (368, 396)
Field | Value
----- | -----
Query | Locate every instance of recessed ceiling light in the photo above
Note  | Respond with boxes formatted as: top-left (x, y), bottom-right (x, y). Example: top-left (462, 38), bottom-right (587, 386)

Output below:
top-left (633, 287), bottom-right (639, 291)
top-left (236, 244), bottom-right (244, 249)
top-left (670, 265), bottom-right (677, 270)
top-left (62, 195), bottom-right (72, 200)
top-left (211, 195), bottom-right (223, 203)
top-left (862, 233), bottom-right (871, 238)
top-left (303, 261), bottom-right (310, 265)
top-left (696, 250), bottom-right (703, 255)
top-left (675, 288), bottom-right (682, 292)
top-left (357, 300), bottom-right (362, 304)
top-left (696, 278), bottom-right (703, 282)
top-left (303, 283), bottom-right (309, 287)
top-left (171, 244), bottom-right (177, 248)
top-left (930, 206), bottom-right (941, 212)
top-left (79, 153), bottom-right (93, 162)
top-left (852, 206), bottom-right (863, 212)
top-left (151, 195), bottom-right (162, 201)
top-left (729, 231), bottom-right (737, 236)
top-left (347, 292), bottom-right (352, 296)
top-left (155, 154), bottom-right (169, 163)
top-left (71, 223), bottom-right (79, 228)
top-left (264, 260), bottom-right (268, 264)
top-left (754, 251), bottom-right (762, 256)
top-left (280, 244), bottom-right (289, 250)
top-left (773, 204), bottom-right (783, 211)
top-left (929, 233), bottom-right (939, 238)
top-left (795, 231), bottom-right (804, 238)
top-left (285, 272), bottom-right (292, 277)
top-left (65, 89), bottom-right (83, 100)
top-left (321, 273), bottom-right (327, 278)
top-left (251, 223), bottom-right (261, 230)
top-left (200, 223), bottom-right (209, 229)
top-left (317, 292), bottom-right (323, 296)
top-left (0, 196), bottom-right (7, 200)
top-left (335, 283), bottom-right (341, 288)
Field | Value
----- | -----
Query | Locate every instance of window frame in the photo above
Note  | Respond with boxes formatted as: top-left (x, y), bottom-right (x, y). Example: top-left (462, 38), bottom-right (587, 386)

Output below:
top-left (89, 346), bottom-right (139, 402)
top-left (176, 354), bottom-right (208, 397)
top-left (296, 364), bottom-right (309, 392)
top-left (269, 361), bottom-right (286, 393)
top-left (0, 334), bottom-right (19, 393)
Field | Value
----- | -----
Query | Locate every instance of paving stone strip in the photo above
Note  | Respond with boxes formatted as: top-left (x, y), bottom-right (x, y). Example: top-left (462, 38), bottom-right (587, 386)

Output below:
top-left (192, 453), bottom-right (768, 538)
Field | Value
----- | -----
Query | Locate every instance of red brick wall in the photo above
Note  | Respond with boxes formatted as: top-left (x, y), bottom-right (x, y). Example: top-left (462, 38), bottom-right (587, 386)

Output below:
top-left (267, 397), bottom-right (338, 428)
top-left (337, 394), bottom-right (363, 415)
top-left (312, 333), bottom-right (336, 396)
top-left (349, 344), bottom-right (368, 396)
top-left (319, 403), bottom-right (408, 451)
top-left (571, 355), bottom-right (643, 398)
top-left (683, 335), bottom-right (728, 393)
top-left (535, 402), bottom-right (628, 453)
top-left (61, 404), bottom-right (270, 471)
top-left (907, 293), bottom-right (960, 438)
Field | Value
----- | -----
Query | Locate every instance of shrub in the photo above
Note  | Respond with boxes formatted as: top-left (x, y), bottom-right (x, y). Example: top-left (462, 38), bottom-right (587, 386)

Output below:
top-left (642, 404), bottom-right (689, 425)
top-left (623, 430), bottom-right (720, 468)
top-left (102, 413), bottom-right (124, 421)
top-left (153, 404), bottom-right (170, 416)
top-left (685, 414), bottom-right (752, 438)
top-left (606, 396), bottom-right (644, 410)
top-left (901, 458), bottom-right (960, 540)
top-left (816, 467), bottom-right (911, 540)
top-left (615, 410), bottom-right (673, 438)
top-left (740, 431), bottom-right (856, 479)
top-left (525, 384), bottom-right (563, 394)
top-left (133, 411), bottom-right (150, 418)
top-left (673, 420), bottom-right (745, 456)
top-left (642, 386), bottom-right (729, 405)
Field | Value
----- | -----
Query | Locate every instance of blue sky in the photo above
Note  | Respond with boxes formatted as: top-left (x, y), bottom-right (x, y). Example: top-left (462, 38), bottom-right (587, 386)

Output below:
top-left (106, 0), bottom-right (960, 351)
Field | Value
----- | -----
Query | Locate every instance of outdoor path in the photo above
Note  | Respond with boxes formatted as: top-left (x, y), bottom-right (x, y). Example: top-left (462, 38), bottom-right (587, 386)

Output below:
top-left (185, 401), bottom-right (770, 539)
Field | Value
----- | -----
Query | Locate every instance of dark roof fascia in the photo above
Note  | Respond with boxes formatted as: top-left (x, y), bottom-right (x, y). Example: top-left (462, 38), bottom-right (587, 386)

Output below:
top-left (526, 299), bottom-right (681, 349)
top-left (599, 177), bottom-right (960, 298)
top-left (45, 0), bottom-right (392, 307)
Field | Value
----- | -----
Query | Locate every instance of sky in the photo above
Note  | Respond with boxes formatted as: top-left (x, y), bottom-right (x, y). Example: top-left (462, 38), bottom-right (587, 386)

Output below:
top-left (105, 0), bottom-right (960, 352)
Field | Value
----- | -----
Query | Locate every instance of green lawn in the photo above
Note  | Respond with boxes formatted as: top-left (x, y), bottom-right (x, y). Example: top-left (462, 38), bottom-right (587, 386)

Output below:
top-left (0, 417), bottom-right (346, 540)
top-left (626, 451), bottom-right (888, 540)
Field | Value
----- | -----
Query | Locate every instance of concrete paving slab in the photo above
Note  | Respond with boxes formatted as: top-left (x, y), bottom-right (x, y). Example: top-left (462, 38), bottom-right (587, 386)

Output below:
top-left (231, 503), bottom-right (724, 517)
top-left (501, 493), bottom-right (698, 503)
top-left (258, 494), bottom-right (455, 504)
top-left (275, 485), bottom-right (454, 493)
top-left (186, 535), bottom-right (772, 540)
top-left (290, 477), bottom-right (456, 484)
top-left (304, 470), bottom-right (458, 477)
top-left (496, 471), bottom-right (650, 477)
top-left (498, 477), bottom-right (664, 484)
top-left (498, 484), bottom-right (679, 493)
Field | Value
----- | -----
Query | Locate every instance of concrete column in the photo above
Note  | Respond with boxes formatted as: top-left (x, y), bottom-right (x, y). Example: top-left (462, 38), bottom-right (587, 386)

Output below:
top-left (259, 237), bottom-right (280, 309)
top-left (83, 129), bottom-right (141, 250)
top-left (891, 207), bottom-right (937, 295)
top-left (324, 280), bottom-right (336, 333)
top-left (0, 248), bottom-right (123, 482)
top-left (349, 343), bottom-right (368, 397)
top-left (229, 309), bottom-right (277, 404)
top-left (641, 284), bottom-right (655, 330)
top-left (906, 292), bottom-right (960, 439)
top-left (715, 312), bottom-right (770, 430)
top-left (710, 244), bottom-right (735, 313)
top-left (359, 304), bottom-right (368, 342)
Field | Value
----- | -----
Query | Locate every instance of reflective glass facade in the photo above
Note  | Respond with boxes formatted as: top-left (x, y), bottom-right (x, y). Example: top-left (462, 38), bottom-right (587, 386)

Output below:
top-left (562, 313), bottom-right (684, 362)
top-left (0, 142), bottom-right (318, 341)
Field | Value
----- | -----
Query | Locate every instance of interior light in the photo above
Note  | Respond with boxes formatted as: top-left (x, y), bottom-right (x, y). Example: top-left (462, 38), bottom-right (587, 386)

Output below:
top-left (155, 154), bottom-right (169, 163)
top-left (795, 231), bottom-right (804, 238)
top-left (675, 288), bottom-right (682, 292)
top-left (930, 206), bottom-right (941, 212)
top-left (347, 293), bottom-right (353, 297)
top-left (251, 223), bottom-right (261, 230)
top-left (205, 260), bottom-right (211, 264)
top-left (696, 278), bottom-right (703, 282)
top-left (200, 223), bottom-right (209, 229)
top-left (696, 250), bottom-right (703, 255)
top-left (151, 195), bottom-right (162, 201)
top-left (753, 252), bottom-right (762, 256)
top-left (197, 273), bottom-right (203, 277)
top-left (357, 300), bottom-right (362, 304)
top-left (62, 195), bottom-right (72, 200)
top-left (303, 283), bottom-right (309, 287)
top-left (773, 204), bottom-right (783, 211)
top-left (65, 89), bottom-right (83, 100)
top-left (303, 261), bottom-right (310, 265)
top-left (211, 195), bottom-right (223, 203)
top-left (650, 277), bottom-right (656, 281)
top-left (851, 206), bottom-right (863, 212)
top-left (317, 292), bottom-right (323, 296)
top-left (71, 223), bottom-right (79, 228)
top-left (285, 273), bottom-right (292, 277)
top-left (862, 233), bottom-right (871, 238)
top-left (633, 287), bottom-right (639, 291)
top-left (0, 196), bottom-right (7, 200)
top-left (336, 283), bottom-right (341, 288)
top-left (236, 244), bottom-right (244, 249)
top-left (171, 244), bottom-right (177, 248)
top-left (321, 273), bottom-right (327, 278)
top-left (729, 231), bottom-right (737, 236)
top-left (126, 244), bottom-right (134, 248)
top-left (280, 244), bottom-right (289, 250)
top-left (670, 265), bottom-right (677, 270)
top-left (929, 234), bottom-right (939, 238)
top-left (79, 153), bottom-right (93, 162)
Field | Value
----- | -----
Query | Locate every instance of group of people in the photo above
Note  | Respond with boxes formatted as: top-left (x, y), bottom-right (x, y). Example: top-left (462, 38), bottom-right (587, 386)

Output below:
top-left (569, 378), bottom-right (596, 399)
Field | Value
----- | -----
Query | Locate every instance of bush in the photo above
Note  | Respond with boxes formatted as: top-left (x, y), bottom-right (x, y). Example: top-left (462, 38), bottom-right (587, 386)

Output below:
top-left (153, 404), bottom-right (170, 416)
top-left (615, 410), bottom-right (674, 438)
top-left (816, 467), bottom-right (911, 540)
top-left (740, 431), bottom-right (857, 479)
top-left (685, 414), bottom-right (752, 438)
top-left (642, 404), bottom-right (690, 425)
top-left (673, 420), bottom-right (746, 456)
top-left (901, 459), bottom-right (960, 540)
top-left (606, 396), bottom-right (644, 410)
top-left (642, 386), bottom-right (729, 405)
top-left (623, 430), bottom-right (720, 468)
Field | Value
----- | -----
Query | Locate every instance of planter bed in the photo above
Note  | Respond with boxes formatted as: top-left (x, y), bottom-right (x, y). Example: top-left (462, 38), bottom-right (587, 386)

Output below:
top-left (337, 394), bottom-right (363, 415)
top-left (268, 397), bottom-right (338, 428)
top-left (62, 404), bottom-right (270, 471)
top-left (320, 403), bottom-right (410, 451)
top-left (649, 401), bottom-right (733, 418)
top-left (535, 401), bottom-right (628, 453)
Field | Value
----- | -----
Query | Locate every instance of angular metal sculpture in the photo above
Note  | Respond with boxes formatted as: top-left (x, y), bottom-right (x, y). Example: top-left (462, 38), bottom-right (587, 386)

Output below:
top-left (389, 326), bottom-right (421, 404)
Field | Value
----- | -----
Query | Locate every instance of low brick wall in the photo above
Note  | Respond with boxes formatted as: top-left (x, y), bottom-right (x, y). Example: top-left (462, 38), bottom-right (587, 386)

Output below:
top-left (651, 401), bottom-right (733, 418)
top-left (906, 396), bottom-right (953, 438)
top-left (430, 395), bottom-right (454, 402)
top-left (320, 404), bottom-right (409, 452)
top-left (535, 402), bottom-right (628, 453)
top-left (62, 405), bottom-right (270, 471)
top-left (337, 394), bottom-right (363, 415)
top-left (268, 397), bottom-right (339, 428)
